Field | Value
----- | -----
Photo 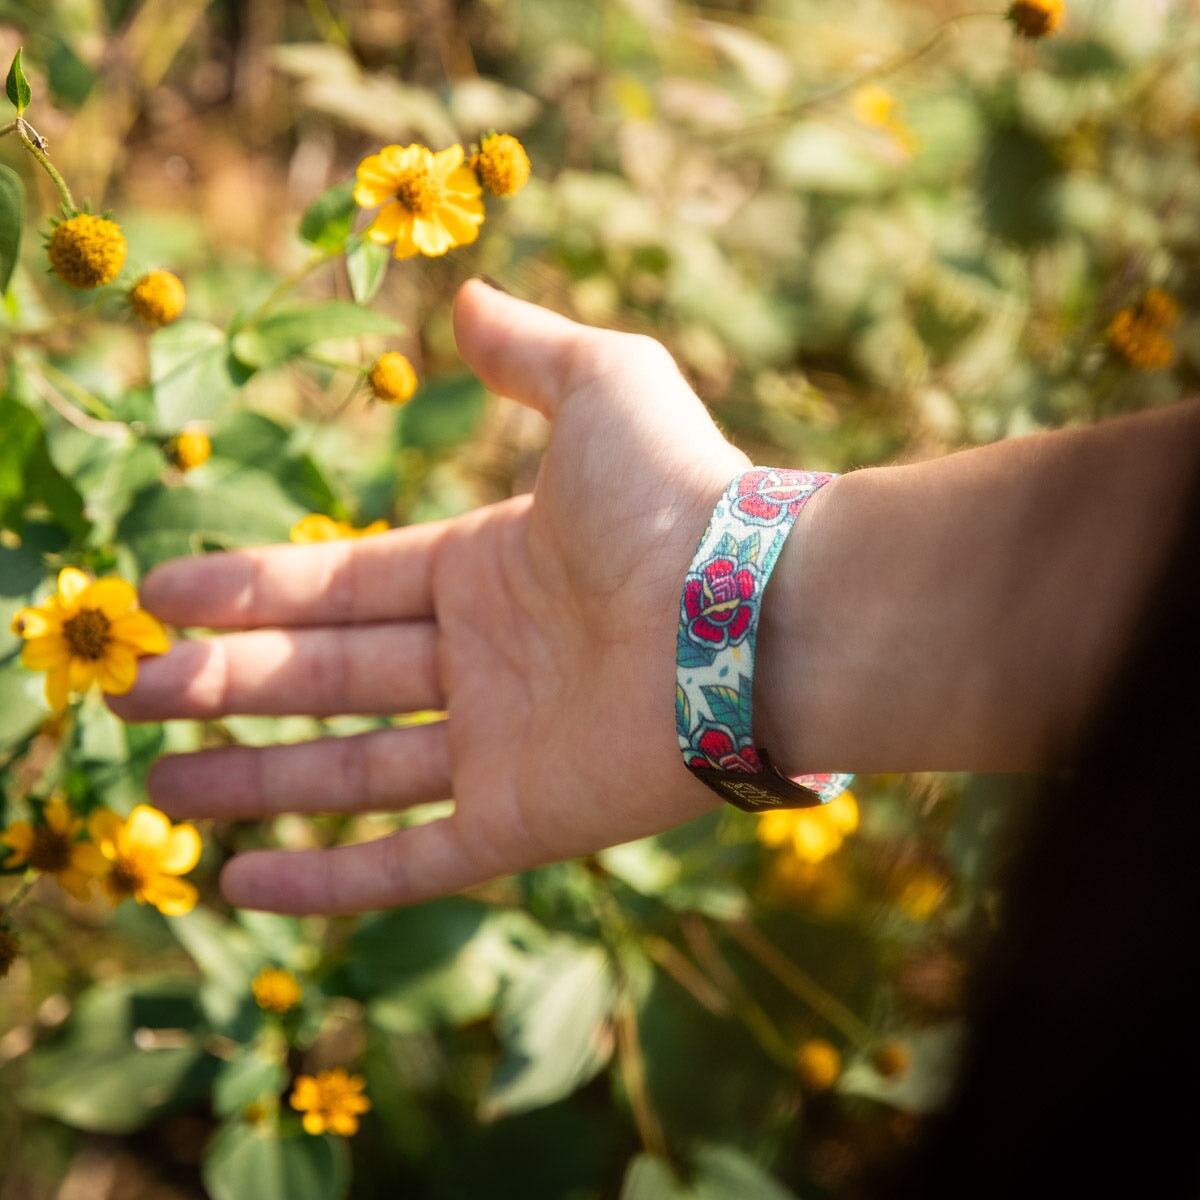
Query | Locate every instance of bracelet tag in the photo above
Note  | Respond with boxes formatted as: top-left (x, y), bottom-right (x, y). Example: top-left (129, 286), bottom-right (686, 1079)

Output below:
top-left (687, 750), bottom-right (825, 812)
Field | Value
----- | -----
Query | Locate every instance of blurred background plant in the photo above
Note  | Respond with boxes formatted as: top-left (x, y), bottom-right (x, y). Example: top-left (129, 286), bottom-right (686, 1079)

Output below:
top-left (0, 1), bottom-right (1197, 1197)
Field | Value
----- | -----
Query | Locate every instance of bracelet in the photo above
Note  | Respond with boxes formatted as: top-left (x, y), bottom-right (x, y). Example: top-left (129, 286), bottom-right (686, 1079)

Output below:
top-left (676, 467), bottom-right (854, 813)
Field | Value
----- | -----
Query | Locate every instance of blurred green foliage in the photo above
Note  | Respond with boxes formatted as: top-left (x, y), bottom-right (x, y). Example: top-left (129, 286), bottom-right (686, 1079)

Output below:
top-left (0, 1), bottom-right (1197, 1197)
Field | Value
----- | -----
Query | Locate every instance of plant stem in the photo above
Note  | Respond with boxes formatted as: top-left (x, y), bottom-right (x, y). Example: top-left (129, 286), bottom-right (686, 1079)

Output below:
top-left (613, 990), bottom-right (669, 1158)
top-left (721, 918), bottom-right (876, 1049)
top-left (1, 871), bottom-right (38, 920)
top-left (14, 118), bottom-right (75, 213)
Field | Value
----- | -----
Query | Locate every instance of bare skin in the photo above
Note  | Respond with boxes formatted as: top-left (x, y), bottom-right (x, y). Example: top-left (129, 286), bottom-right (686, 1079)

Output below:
top-left (111, 280), bottom-right (1200, 914)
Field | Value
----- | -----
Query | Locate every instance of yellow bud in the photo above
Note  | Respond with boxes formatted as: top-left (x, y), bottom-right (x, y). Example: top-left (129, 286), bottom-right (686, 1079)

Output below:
top-left (470, 134), bottom-right (532, 198)
top-left (130, 270), bottom-right (187, 326)
top-left (1007, 0), bottom-right (1064, 38)
top-left (47, 213), bottom-right (127, 289)
top-left (165, 429), bottom-right (211, 472)
top-left (368, 352), bottom-right (418, 405)
top-left (796, 1038), bottom-right (841, 1092)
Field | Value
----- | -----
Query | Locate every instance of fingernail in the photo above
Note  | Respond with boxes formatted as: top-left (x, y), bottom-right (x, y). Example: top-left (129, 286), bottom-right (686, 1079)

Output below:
top-left (476, 274), bottom-right (512, 295)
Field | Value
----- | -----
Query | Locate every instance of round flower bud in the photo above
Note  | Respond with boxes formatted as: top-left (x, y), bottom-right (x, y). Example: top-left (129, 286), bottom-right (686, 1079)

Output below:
top-left (46, 213), bottom-right (127, 289)
top-left (470, 133), bottom-right (532, 198)
top-left (1007, 0), bottom-right (1064, 38)
top-left (871, 1040), bottom-right (911, 1080)
top-left (368, 352), bottom-right (418, 405)
top-left (165, 429), bottom-right (211, 472)
top-left (130, 270), bottom-right (187, 326)
top-left (795, 1038), bottom-right (842, 1092)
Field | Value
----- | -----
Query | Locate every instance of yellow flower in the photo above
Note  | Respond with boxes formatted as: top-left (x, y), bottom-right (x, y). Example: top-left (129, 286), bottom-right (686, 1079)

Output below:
top-left (368, 351), bottom-right (418, 404)
top-left (851, 85), bottom-right (917, 157)
top-left (289, 1068), bottom-right (371, 1137)
top-left (756, 791), bottom-right (860, 865)
top-left (796, 1038), bottom-right (841, 1092)
top-left (354, 143), bottom-right (484, 258)
top-left (165, 429), bottom-right (212, 472)
top-left (1106, 288), bottom-right (1181, 371)
top-left (0, 925), bottom-right (20, 981)
top-left (11, 569), bottom-right (170, 713)
top-left (252, 967), bottom-right (303, 1014)
top-left (129, 270), bottom-right (187, 325)
top-left (289, 514), bottom-right (389, 544)
top-left (46, 213), bottom-right (127, 289)
top-left (470, 133), bottom-right (531, 198)
top-left (88, 805), bottom-right (201, 916)
top-left (1007, 0), bottom-right (1064, 38)
top-left (0, 795), bottom-right (109, 902)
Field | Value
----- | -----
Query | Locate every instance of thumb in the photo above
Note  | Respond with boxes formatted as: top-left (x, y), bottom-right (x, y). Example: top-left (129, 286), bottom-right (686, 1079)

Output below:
top-left (452, 278), bottom-right (612, 418)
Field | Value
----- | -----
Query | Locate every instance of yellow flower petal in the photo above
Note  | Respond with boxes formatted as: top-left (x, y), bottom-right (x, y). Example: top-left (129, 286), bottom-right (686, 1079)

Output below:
top-left (70, 841), bottom-right (110, 877)
top-left (432, 144), bottom-right (465, 174)
top-left (44, 666), bottom-right (71, 713)
top-left (96, 645), bottom-right (139, 695)
top-left (110, 609), bottom-right (171, 655)
top-left (21, 635), bottom-right (70, 671)
top-left (410, 217), bottom-right (456, 257)
top-left (143, 875), bottom-right (198, 916)
top-left (43, 795), bottom-right (77, 834)
top-left (124, 805), bottom-right (171, 852)
top-left (67, 656), bottom-right (99, 694)
top-left (56, 867), bottom-right (96, 902)
top-left (85, 577), bottom-right (139, 621)
top-left (1, 821), bottom-right (34, 864)
top-left (57, 568), bottom-right (92, 606)
top-left (12, 607), bottom-right (59, 638)
top-left (366, 201), bottom-right (409, 245)
top-left (328, 1112), bottom-right (360, 1136)
top-left (88, 807), bottom-right (123, 849)
top-left (159, 823), bottom-right (202, 874)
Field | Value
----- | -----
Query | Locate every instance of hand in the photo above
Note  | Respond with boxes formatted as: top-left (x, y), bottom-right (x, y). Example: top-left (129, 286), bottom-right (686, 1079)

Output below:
top-left (112, 279), bottom-right (750, 913)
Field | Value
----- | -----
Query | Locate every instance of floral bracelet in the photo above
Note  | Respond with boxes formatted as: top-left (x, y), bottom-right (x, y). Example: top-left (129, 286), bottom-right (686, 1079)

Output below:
top-left (676, 468), bottom-right (854, 812)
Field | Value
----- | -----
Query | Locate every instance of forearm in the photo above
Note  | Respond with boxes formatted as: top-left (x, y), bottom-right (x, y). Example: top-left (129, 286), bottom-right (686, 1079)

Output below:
top-left (754, 398), bottom-right (1200, 774)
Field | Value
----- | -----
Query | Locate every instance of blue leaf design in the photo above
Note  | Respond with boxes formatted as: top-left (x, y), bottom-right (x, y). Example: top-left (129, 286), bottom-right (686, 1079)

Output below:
top-left (677, 626), bottom-right (718, 668)
top-left (702, 677), bottom-right (754, 732)
top-left (675, 684), bottom-right (691, 739)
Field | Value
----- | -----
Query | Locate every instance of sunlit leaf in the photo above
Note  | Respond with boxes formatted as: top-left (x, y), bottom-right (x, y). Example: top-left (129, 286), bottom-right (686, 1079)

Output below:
top-left (345, 236), bottom-right (391, 304)
top-left (203, 1121), bottom-right (351, 1200)
top-left (230, 302), bottom-right (400, 371)
top-left (6, 48), bottom-right (31, 114)
top-left (480, 939), bottom-right (617, 1119)
top-left (0, 164), bottom-right (24, 294)
top-left (299, 180), bottom-right (357, 252)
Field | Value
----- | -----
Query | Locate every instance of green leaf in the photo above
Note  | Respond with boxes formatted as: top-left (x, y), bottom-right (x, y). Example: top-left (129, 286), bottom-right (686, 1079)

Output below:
top-left (230, 301), bottom-right (401, 371)
top-left (298, 180), bottom-right (357, 252)
top-left (0, 387), bottom-right (88, 539)
top-left (20, 981), bottom-right (216, 1134)
top-left (116, 468), bottom-right (306, 572)
top-left (213, 1049), bottom-right (289, 1118)
top-left (0, 164), bottom-right (24, 295)
top-left (396, 373), bottom-right (486, 454)
top-left (6, 49), bottom-right (31, 114)
top-left (0, 665), bottom-right (46, 753)
top-left (203, 1122), bottom-right (351, 1200)
top-left (341, 897), bottom-right (534, 1034)
top-left (620, 1144), bottom-right (801, 1200)
top-left (480, 940), bottom-right (617, 1119)
top-left (151, 320), bottom-right (251, 431)
top-left (345, 236), bottom-right (391, 304)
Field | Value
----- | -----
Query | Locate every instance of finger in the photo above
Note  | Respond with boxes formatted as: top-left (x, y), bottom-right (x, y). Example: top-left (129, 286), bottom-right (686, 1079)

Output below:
top-left (220, 817), bottom-right (494, 914)
top-left (112, 622), bottom-right (440, 721)
top-left (148, 722), bottom-right (450, 821)
top-left (137, 521), bottom-right (446, 630)
top-left (453, 278), bottom-right (609, 419)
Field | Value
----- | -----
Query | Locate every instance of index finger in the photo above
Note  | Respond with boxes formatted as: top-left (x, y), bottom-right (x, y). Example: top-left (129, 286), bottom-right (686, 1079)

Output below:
top-left (137, 519), bottom-right (448, 629)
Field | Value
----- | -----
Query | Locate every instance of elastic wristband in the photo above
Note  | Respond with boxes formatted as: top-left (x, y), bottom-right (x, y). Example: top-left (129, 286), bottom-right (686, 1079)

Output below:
top-left (676, 467), bottom-right (853, 813)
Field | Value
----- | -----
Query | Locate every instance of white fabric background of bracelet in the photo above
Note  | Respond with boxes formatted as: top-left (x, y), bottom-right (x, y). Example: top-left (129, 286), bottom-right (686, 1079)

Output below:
top-left (675, 467), bottom-right (854, 813)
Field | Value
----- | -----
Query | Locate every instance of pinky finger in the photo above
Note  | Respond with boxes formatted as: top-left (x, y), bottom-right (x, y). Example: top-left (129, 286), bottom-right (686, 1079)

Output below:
top-left (218, 816), bottom-right (500, 915)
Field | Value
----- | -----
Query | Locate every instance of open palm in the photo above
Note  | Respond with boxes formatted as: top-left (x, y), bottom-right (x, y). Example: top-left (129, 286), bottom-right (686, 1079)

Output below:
top-left (114, 280), bottom-right (749, 913)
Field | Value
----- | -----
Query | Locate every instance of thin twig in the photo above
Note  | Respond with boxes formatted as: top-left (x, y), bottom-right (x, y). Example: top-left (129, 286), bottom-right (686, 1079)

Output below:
top-left (26, 367), bottom-right (131, 440)
top-left (722, 917), bottom-right (876, 1048)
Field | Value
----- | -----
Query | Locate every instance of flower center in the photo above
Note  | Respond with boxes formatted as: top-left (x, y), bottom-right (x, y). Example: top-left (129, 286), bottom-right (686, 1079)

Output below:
top-left (107, 855), bottom-right (147, 899)
top-left (29, 825), bottom-right (74, 874)
top-left (394, 165), bottom-right (444, 218)
top-left (62, 608), bottom-right (112, 661)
